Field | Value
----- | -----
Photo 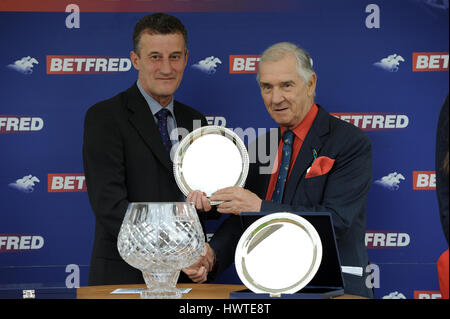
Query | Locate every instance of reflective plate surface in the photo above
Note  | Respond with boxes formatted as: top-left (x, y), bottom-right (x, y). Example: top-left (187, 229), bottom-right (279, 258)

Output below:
top-left (173, 126), bottom-right (249, 205)
top-left (235, 212), bottom-right (322, 294)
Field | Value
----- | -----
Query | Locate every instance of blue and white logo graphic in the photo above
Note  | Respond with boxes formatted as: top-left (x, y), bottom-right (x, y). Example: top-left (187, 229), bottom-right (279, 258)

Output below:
top-left (7, 56), bottom-right (39, 74)
top-left (373, 54), bottom-right (405, 72)
top-left (192, 56), bottom-right (222, 75)
top-left (8, 175), bottom-right (40, 193)
top-left (374, 172), bottom-right (405, 190)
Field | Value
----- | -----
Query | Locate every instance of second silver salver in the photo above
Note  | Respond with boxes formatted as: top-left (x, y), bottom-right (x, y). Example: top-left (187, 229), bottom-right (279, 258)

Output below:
top-left (234, 212), bottom-right (323, 295)
top-left (173, 126), bottom-right (249, 205)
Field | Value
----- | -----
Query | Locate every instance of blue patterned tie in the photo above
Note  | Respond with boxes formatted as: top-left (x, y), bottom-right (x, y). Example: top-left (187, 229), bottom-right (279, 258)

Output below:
top-left (155, 108), bottom-right (172, 155)
top-left (272, 130), bottom-right (294, 203)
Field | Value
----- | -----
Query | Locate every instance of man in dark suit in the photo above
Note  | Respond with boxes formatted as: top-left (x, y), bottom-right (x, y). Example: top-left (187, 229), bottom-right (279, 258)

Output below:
top-left (187, 42), bottom-right (373, 298)
top-left (83, 13), bottom-right (208, 285)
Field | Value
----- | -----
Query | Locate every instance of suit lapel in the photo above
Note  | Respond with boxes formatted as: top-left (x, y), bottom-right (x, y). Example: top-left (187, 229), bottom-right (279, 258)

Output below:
top-left (126, 84), bottom-right (172, 172)
top-left (283, 106), bottom-right (329, 204)
top-left (174, 102), bottom-right (195, 137)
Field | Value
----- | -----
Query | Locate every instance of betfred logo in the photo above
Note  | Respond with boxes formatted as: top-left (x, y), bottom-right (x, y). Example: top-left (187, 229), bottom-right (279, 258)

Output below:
top-left (412, 52), bottom-right (449, 72)
top-left (0, 116), bottom-right (44, 133)
top-left (414, 291), bottom-right (442, 299)
top-left (48, 174), bottom-right (86, 192)
top-left (46, 56), bottom-right (132, 74)
top-left (229, 55), bottom-right (260, 74)
top-left (0, 235), bottom-right (44, 252)
top-left (413, 171), bottom-right (436, 190)
top-left (331, 113), bottom-right (409, 131)
top-left (365, 231), bottom-right (410, 248)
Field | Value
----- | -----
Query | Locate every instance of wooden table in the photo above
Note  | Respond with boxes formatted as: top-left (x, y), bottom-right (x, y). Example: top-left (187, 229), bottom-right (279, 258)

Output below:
top-left (77, 283), bottom-right (365, 299)
top-left (78, 284), bottom-right (245, 299)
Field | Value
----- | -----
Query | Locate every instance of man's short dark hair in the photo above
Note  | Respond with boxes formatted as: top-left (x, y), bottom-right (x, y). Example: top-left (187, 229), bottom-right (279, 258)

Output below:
top-left (133, 13), bottom-right (188, 56)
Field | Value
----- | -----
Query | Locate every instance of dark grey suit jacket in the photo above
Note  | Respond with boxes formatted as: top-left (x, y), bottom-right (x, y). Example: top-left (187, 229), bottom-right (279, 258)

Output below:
top-left (436, 94), bottom-right (449, 245)
top-left (83, 82), bottom-right (208, 285)
top-left (209, 105), bottom-right (374, 298)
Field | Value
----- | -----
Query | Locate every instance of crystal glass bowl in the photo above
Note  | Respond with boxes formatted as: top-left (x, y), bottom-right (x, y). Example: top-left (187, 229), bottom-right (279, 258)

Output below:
top-left (117, 202), bottom-right (205, 298)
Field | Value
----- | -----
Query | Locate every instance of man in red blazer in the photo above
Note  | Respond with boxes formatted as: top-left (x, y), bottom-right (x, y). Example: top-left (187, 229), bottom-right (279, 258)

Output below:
top-left (187, 42), bottom-right (373, 298)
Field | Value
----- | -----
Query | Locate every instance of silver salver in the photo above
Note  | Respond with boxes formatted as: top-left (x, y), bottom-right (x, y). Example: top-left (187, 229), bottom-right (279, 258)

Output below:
top-left (234, 212), bottom-right (323, 295)
top-left (173, 125), bottom-right (249, 205)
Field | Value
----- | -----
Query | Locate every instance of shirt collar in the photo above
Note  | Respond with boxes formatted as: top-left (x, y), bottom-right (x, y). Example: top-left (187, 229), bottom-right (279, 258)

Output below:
top-left (281, 103), bottom-right (318, 141)
top-left (136, 80), bottom-right (174, 116)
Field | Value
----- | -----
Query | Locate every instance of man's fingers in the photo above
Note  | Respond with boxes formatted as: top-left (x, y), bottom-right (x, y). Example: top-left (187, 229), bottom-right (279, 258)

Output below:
top-left (182, 268), bottom-right (196, 275)
top-left (216, 201), bottom-right (237, 214)
top-left (212, 187), bottom-right (234, 195)
top-left (210, 187), bottom-right (236, 201)
top-left (187, 190), bottom-right (212, 212)
top-left (186, 266), bottom-right (207, 283)
top-left (209, 194), bottom-right (229, 202)
top-left (201, 194), bottom-right (212, 212)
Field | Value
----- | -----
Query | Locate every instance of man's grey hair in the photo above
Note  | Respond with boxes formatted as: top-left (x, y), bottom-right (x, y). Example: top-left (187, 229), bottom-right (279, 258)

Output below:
top-left (256, 42), bottom-right (315, 85)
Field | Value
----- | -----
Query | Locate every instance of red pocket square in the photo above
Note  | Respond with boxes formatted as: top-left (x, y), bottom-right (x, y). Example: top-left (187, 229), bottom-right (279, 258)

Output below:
top-left (305, 156), bottom-right (335, 178)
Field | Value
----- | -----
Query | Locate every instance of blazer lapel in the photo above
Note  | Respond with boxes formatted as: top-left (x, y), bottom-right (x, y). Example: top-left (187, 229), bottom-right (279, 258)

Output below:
top-left (173, 102), bottom-right (197, 138)
top-left (283, 106), bottom-right (329, 204)
top-left (126, 84), bottom-right (172, 172)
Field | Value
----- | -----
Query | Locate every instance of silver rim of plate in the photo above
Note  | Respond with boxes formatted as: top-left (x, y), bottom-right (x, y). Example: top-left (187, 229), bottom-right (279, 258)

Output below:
top-left (234, 212), bottom-right (323, 294)
top-left (173, 125), bottom-right (249, 205)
